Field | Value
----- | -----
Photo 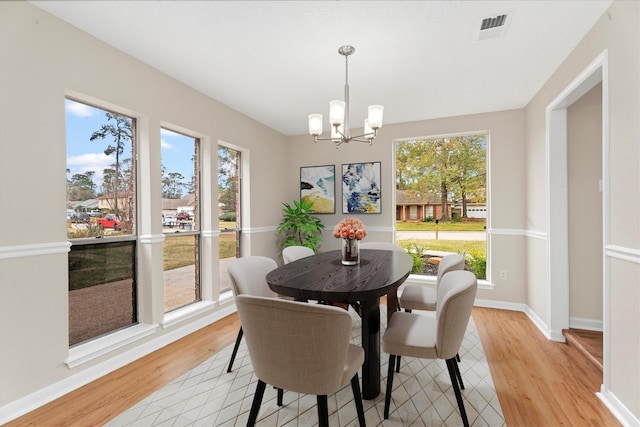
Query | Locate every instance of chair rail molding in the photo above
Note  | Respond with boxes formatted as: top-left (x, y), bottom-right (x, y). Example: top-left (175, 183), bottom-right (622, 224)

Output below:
top-left (0, 241), bottom-right (71, 259)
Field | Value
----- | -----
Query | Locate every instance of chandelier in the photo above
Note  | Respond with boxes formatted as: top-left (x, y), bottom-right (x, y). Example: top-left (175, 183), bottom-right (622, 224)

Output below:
top-left (308, 45), bottom-right (384, 148)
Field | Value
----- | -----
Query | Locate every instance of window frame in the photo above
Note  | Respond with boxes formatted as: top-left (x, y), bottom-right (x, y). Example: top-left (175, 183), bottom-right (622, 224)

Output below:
top-left (160, 128), bottom-right (203, 313)
top-left (65, 96), bottom-right (140, 348)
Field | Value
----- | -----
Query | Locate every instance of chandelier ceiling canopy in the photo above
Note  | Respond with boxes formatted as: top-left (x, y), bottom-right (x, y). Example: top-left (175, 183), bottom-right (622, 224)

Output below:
top-left (308, 45), bottom-right (383, 148)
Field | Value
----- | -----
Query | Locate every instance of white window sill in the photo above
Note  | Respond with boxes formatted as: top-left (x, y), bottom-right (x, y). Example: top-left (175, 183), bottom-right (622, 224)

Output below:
top-left (218, 290), bottom-right (235, 306)
top-left (66, 323), bottom-right (158, 369)
top-left (162, 301), bottom-right (216, 329)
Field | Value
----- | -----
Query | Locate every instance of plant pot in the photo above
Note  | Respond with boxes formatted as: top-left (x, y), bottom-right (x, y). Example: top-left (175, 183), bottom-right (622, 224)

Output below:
top-left (341, 238), bottom-right (360, 265)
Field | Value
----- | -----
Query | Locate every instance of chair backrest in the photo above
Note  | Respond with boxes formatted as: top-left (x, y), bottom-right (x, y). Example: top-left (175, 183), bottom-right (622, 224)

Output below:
top-left (359, 241), bottom-right (404, 252)
top-left (435, 270), bottom-right (478, 359)
top-left (234, 294), bottom-right (353, 395)
top-left (282, 245), bottom-right (315, 264)
top-left (227, 256), bottom-right (278, 298)
top-left (436, 254), bottom-right (466, 286)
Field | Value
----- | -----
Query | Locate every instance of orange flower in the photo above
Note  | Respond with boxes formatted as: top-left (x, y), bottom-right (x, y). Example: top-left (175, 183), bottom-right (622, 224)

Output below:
top-left (333, 217), bottom-right (367, 240)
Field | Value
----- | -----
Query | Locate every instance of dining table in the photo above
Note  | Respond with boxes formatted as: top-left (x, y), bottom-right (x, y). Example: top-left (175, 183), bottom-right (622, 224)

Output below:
top-left (265, 248), bottom-right (413, 400)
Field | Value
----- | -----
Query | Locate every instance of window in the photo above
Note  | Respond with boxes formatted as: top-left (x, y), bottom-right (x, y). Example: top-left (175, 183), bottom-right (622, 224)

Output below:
top-left (395, 134), bottom-right (487, 280)
top-left (409, 205), bottom-right (418, 220)
top-left (161, 129), bottom-right (201, 312)
top-left (65, 98), bottom-right (137, 346)
top-left (218, 146), bottom-right (241, 294)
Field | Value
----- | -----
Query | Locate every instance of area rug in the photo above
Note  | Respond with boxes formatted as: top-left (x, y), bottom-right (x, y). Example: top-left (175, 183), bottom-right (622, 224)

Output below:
top-left (106, 307), bottom-right (504, 426)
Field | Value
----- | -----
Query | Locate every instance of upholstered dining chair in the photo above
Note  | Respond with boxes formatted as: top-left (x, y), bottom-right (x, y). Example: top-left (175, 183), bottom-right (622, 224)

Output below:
top-left (395, 253), bottom-right (466, 372)
top-left (226, 256), bottom-right (278, 373)
top-left (235, 294), bottom-right (366, 427)
top-left (282, 245), bottom-right (314, 264)
top-left (382, 270), bottom-right (478, 426)
top-left (399, 253), bottom-right (466, 312)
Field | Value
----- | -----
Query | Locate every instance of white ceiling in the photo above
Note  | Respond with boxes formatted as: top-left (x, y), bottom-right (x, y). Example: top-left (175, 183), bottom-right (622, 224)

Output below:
top-left (33, 1), bottom-right (612, 136)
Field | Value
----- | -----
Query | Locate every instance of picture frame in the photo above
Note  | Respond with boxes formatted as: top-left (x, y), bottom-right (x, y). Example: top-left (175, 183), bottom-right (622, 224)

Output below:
top-left (341, 161), bottom-right (381, 214)
top-left (300, 165), bottom-right (336, 214)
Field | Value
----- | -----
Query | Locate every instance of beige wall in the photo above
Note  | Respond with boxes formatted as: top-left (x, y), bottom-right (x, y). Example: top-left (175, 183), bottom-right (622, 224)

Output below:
top-left (524, 0), bottom-right (639, 420)
top-left (568, 82), bottom-right (603, 322)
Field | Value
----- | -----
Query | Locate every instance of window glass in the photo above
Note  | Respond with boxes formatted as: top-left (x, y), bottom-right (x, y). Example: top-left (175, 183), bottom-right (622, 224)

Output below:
top-left (68, 241), bottom-right (136, 346)
top-left (161, 129), bottom-right (201, 311)
top-left (65, 98), bottom-right (137, 346)
top-left (395, 134), bottom-right (487, 280)
top-left (218, 146), bottom-right (240, 294)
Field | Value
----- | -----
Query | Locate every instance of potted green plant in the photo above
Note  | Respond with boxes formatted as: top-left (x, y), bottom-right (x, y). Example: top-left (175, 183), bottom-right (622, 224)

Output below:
top-left (277, 199), bottom-right (325, 252)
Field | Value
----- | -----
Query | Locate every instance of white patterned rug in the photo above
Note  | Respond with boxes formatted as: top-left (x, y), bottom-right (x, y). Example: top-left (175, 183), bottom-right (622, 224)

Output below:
top-left (106, 307), bottom-right (504, 426)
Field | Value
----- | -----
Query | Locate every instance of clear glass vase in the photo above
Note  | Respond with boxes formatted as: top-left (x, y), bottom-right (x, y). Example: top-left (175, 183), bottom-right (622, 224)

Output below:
top-left (341, 238), bottom-right (360, 265)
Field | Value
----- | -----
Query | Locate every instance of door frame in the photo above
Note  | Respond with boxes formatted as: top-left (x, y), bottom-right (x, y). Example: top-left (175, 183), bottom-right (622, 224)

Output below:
top-left (546, 50), bottom-right (609, 384)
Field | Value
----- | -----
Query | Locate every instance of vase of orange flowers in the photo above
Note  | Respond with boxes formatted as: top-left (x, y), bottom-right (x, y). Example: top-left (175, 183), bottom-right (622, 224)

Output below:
top-left (333, 217), bottom-right (367, 265)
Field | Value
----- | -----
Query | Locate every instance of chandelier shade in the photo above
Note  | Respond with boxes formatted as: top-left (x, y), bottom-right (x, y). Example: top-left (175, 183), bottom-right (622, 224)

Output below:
top-left (308, 45), bottom-right (383, 148)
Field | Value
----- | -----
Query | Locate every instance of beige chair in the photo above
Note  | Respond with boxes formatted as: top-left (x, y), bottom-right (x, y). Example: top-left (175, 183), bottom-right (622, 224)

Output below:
top-left (395, 253), bottom-right (466, 372)
top-left (383, 270), bottom-right (478, 426)
top-left (399, 253), bottom-right (466, 312)
top-left (226, 256), bottom-right (278, 373)
top-left (235, 294), bottom-right (366, 427)
top-left (282, 245), bottom-right (314, 264)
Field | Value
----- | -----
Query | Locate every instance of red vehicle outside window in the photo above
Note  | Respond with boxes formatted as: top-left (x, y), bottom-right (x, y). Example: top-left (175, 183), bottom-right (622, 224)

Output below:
top-left (96, 214), bottom-right (122, 230)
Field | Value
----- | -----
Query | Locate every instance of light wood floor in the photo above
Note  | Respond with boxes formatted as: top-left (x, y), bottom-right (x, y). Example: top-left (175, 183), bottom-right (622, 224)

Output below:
top-left (5, 306), bottom-right (621, 427)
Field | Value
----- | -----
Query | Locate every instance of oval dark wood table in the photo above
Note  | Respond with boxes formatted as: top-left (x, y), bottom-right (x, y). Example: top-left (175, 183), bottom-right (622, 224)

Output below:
top-left (266, 248), bottom-right (412, 399)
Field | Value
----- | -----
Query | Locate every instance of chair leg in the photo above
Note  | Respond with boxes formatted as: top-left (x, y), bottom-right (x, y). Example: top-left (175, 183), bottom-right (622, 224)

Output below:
top-left (227, 326), bottom-right (243, 373)
top-left (317, 395), bottom-right (329, 427)
top-left (446, 358), bottom-right (469, 427)
top-left (453, 358), bottom-right (465, 390)
top-left (277, 388), bottom-right (284, 406)
top-left (384, 355), bottom-right (396, 419)
top-left (247, 379), bottom-right (266, 426)
top-left (350, 373), bottom-right (366, 427)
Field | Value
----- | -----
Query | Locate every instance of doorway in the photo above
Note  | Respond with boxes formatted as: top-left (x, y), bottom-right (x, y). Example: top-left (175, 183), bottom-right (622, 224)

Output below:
top-left (547, 51), bottom-right (608, 384)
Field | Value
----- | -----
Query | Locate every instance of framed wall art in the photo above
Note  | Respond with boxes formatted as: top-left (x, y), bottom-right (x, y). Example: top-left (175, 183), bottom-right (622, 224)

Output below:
top-left (300, 165), bottom-right (336, 214)
top-left (341, 161), bottom-right (381, 214)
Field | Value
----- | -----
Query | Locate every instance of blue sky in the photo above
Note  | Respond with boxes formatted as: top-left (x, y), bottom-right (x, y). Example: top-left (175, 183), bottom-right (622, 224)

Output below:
top-left (65, 99), bottom-right (194, 194)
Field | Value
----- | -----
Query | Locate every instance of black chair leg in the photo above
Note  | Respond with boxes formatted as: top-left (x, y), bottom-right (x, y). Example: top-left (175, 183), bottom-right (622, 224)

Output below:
top-left (317, 395), bottom-right (329, 427)
top-left (277, 388), bottom-right (284, 406)
top-left (227, 326), bottom-right (243, 373)
top-left (384, 355), bottom-right (396, 419)
top-left (446, 358), bottom-right (469, 427)
top-left (350, 373), bottom-right (366, 427)
top-left (247, 379), bottom-right (266, 426)
top-left (453, 358), bottom-right (465, 390)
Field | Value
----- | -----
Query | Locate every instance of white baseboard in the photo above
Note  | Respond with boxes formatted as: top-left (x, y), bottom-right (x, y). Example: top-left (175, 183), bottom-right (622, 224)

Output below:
top-left (0, 304), bottom-right (236, 425)
top-left (598, 386), bottom-right (640, 427)
top-left (569, 317), bottom-right (603, 331)
top-left (474, 298), bottom-right (526, 312)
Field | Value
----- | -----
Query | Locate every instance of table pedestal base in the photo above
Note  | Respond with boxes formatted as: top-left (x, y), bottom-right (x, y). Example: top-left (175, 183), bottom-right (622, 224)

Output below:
top-left (361, 298), bottom-right (381, 399)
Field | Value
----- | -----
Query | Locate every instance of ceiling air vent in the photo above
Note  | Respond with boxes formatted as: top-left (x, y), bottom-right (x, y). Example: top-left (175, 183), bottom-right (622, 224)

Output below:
top-left (477, 12), bottom-right (512, 41)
